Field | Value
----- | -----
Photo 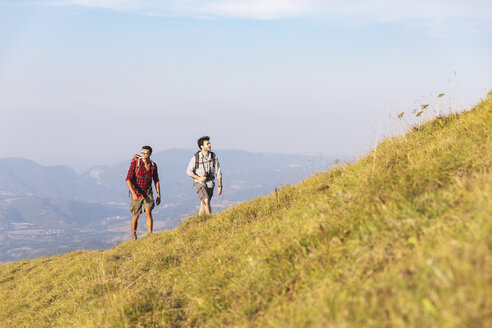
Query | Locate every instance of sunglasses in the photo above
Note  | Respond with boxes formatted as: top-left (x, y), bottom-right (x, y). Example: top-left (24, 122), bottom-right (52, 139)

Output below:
top-left (141, 151), bottom-right (149, 154)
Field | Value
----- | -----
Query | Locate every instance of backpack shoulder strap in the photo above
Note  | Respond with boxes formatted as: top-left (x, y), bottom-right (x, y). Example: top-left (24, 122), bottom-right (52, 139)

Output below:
top-left (210, 152), bottom-right (216, 168)
top-left (135, 158), bottom-right (141, 175)
top-left (194, 151), bottom-right (200, 172)
top-left (138, 159), bottom-right (155, 175)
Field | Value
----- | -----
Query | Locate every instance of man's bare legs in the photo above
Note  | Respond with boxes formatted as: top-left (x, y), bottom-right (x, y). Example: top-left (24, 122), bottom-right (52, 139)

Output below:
top-left (199, 198), bottom-right (211, 215)
top-left (131, 214), bottom-right (139, 240)
top-left (131, 209), bottom-right (153, 240)
top-left (144, 208), bottom-right (153, 234)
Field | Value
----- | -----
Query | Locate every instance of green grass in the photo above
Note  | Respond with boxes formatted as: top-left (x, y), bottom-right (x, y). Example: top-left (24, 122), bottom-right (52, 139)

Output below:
top-left (1, 97), bottom-right (491, 327)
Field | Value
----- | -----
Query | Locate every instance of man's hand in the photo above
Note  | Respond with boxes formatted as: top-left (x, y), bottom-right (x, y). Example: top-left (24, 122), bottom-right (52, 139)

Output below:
top-left (156, 196), bottom-right (161, 206)
top-left (132, 193), bottom-right (138, 201)
top-left (198, 176), bottom-right (207, 182)
top-left (217, 186), bottom-right (222, 196)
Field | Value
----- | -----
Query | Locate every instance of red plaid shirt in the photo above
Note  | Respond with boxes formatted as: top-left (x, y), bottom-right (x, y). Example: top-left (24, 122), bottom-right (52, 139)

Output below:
top-left (126, 159), bottom-right (159, 197)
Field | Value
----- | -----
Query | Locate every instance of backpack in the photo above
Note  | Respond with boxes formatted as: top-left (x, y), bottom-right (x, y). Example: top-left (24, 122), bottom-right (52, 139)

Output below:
top-left (131, 154), bottom-right (156, 177)
top-left (128, 155), bottom-right (155, 198)
top-left (193, 151), bottom-right (216, 175)
top-left (136, 158), bottom-right (155, 177)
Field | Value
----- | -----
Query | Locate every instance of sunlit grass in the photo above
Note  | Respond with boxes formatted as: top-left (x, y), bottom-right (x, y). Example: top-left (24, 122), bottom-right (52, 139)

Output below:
top-left (1, 96), bottom-right (491, 327)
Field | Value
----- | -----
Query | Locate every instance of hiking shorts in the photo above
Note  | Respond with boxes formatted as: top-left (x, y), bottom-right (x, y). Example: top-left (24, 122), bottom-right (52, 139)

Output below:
top-left (130, 193), bottom-right (155, 216)
top-left (195, 182), bottom-right (213, 202)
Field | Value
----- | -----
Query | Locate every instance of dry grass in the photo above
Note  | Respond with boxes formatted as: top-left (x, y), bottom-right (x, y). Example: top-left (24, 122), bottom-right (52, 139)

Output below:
top-left (1, 96), bottom-right (491, 327)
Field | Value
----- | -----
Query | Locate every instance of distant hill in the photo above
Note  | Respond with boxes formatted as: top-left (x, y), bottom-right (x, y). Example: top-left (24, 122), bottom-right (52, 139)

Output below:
top-left (0, 158), bottom-right (82, 197)
top-left (0, 150), bottom-right (335, 262)
top-left (0, 96), bottom-right (490, 327)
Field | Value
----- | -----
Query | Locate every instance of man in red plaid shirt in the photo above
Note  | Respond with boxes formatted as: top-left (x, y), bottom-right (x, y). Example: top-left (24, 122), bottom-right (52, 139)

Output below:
top-left (126, 145), bottom-right (161, 240)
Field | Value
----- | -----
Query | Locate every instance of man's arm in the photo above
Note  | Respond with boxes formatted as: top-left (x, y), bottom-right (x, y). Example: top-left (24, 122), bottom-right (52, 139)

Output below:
top-left (126, 161), bottom-right (137, 200)
top-left (191, 173), bottom-right (206, 182)
top-left (153, 164), bottom-right (161, 205)
top-left (155, 181), bottom-right (161, 205)
top-left (217, 177), bottom-right (223, 195)
top-left (126, 179), bottom-right (137, 200)
top-left (186, 157), bottom-right (206, 182)
top-left (215, 157), bottom-right (222, 195)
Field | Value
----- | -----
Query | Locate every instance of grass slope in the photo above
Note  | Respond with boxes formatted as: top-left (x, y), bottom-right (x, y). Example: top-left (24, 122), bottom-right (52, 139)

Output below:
top-left (1, 98), bottom-right (491, 327)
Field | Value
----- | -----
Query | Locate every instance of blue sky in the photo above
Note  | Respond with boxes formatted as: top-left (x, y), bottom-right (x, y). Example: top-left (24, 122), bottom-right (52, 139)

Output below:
top-left (1, 1), bottom-right (491, 171)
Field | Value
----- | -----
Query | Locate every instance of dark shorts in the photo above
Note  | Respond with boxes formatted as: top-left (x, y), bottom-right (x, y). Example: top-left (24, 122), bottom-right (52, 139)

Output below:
top-left (130, 193), bottom-right (155, 216)
top-left (195, 182), bottom-right (213, 202)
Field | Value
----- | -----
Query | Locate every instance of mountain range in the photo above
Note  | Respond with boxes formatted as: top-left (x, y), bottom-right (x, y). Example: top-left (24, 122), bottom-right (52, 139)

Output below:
top-left (0, 149), bottom-right (337, 262)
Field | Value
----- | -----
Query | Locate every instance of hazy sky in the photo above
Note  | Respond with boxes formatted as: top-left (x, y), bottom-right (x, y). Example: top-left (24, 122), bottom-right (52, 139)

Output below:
top-left (1, 0), bottom-right (491, 172)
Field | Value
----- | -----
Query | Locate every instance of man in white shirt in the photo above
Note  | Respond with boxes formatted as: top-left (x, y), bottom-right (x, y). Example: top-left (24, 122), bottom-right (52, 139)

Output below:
top-left (186, 136), bottom-right (222, 215)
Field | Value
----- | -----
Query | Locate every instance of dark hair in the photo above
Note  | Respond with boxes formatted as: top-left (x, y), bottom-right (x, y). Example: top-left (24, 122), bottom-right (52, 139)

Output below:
top-left (197, 136), bottom-right (210, 150)
top-left (142, 145), bottom-right (153, 154)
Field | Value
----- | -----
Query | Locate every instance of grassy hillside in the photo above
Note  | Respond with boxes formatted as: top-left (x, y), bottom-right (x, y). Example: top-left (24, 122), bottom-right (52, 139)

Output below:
top-left (1, 97), bottom-right (491, 327)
